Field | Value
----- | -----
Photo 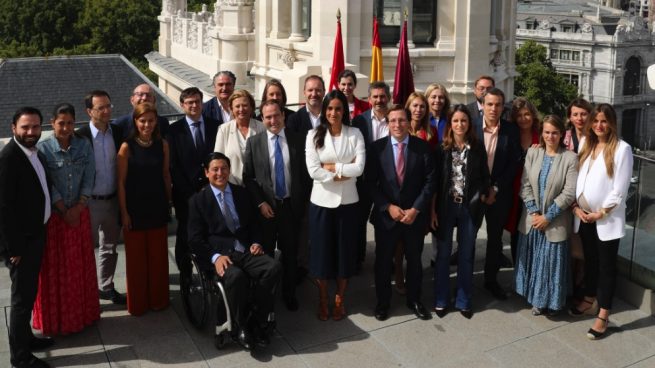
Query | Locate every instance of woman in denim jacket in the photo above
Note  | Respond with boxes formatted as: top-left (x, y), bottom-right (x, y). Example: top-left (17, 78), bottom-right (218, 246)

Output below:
top-left (33, 103), bottom-right (100, 335)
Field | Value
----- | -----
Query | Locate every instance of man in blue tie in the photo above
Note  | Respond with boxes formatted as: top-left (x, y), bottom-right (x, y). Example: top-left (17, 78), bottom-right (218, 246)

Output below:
top-left (187, 152), bottom-right (281, 351)
top-left (243, 101), bottom-right (310, 312)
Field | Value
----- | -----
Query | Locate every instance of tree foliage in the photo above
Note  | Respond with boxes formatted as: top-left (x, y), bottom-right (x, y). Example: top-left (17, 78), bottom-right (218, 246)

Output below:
top-left (514, 40), bottom-right (578, 117)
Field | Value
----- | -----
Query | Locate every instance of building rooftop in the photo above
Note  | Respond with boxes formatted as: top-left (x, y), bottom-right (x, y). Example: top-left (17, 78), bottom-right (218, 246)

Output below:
top-left (0, 54), bottom-right (181, 137)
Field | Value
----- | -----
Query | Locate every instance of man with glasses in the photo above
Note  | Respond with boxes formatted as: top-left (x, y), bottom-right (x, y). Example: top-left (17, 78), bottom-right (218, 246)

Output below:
top-left (168, 87), bottom-right (220, 280)
top-left (113, 83), bottom-right (170, 139)
top-left (202, 71), bottom-right (236, 125)
top-left (467, 75), bottom-right (495, 119)
top-left (77, 90), bottom-right (127, 305)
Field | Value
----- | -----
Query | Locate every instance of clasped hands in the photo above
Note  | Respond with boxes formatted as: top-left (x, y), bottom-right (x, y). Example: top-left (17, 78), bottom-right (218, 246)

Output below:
top-left (530, 212), bottom-right (550, 231)
top-left (574, 207), bottom-right (603, 224)
top-left (388, 204), bottom-right (418, 225)
top-left (321, 162), bottom-right (351, 182)
top-left (214, 243), bottom-right (264, 277)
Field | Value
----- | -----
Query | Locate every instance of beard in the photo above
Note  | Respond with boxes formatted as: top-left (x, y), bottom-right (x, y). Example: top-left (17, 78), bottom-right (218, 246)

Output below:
top-left (15, 134), bottom-right (40, 148)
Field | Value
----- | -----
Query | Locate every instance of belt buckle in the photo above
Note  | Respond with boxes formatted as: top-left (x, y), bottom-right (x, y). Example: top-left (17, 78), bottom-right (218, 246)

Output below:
top-left (453, 196), bottom-right (463, 204)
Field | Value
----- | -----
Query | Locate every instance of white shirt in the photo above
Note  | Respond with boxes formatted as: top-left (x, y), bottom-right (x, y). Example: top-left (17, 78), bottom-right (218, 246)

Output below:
top-left (15, 138), bottom-right (51, 224)
top-left (371, 111), bottom-right (389, 141)
top-left (266, 130), bottom-right (291, 199)
top-left (308, 110), bottom-right (321, 129)
top-left (219, 101), bottom-right (233, 123)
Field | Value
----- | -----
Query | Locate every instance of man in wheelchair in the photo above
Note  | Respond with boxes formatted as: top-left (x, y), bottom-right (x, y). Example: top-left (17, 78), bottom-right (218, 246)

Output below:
top-left (188, 152), bottom-right (282, 350)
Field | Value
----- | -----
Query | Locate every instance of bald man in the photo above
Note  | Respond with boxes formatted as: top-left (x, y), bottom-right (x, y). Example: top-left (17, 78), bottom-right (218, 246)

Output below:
top-left (113, 83), bottom-right (170, 140)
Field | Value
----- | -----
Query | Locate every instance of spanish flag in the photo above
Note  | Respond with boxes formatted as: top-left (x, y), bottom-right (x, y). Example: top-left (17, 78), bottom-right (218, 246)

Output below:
top-left (369, 17), bottom-right (384, 83)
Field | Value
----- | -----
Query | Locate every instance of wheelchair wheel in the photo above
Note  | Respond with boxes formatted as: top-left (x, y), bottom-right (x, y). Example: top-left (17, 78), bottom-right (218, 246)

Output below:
top-left (181, 257), bottom-right (209, 329)
top-left (214, 332), bottom-right (227, 349)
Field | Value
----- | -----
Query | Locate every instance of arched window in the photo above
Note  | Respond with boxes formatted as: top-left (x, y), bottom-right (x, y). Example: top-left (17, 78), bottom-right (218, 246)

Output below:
top-left (623, 56), bottom-right (641, 96)
top-left (375, 0), bottom-right (437, 46)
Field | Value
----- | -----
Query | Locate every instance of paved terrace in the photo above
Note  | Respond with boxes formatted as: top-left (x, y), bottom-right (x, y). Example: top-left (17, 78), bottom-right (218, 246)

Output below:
top-left (1, 225), bottom-right (654, 368)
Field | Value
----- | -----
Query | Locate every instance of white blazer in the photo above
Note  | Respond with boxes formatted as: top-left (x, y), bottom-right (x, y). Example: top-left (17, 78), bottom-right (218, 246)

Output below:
top-left (214, 118), bottom-right (266, 186)
top-left (305, 125), bottom-right (366, 208)
top-left (574, 138), bottom-right (633, 241)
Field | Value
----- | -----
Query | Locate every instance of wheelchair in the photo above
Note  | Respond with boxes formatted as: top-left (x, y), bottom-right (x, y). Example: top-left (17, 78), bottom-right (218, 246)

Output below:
top-left (180, 254), bottom-right (233, 348)
top-left (180, 254), bottom-right (277, 349)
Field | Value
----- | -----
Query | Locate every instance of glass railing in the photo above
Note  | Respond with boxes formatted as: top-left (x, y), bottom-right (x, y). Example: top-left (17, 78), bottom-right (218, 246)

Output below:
top-left (619, 151), bottom-right (655, 289)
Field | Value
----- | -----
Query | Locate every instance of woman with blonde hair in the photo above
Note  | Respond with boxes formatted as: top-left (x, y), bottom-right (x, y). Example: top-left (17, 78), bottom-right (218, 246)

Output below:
top-left (425, 83), bottom-right (451, 141)
top-left (570, 103), bottom-right (632, 340)
top-left (214, 89), bottom-right (266, 185)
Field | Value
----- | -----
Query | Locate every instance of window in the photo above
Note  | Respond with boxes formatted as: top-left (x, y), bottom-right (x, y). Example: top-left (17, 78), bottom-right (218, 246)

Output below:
top-left (301, 0), bottom-right (311, 38)
top-left (550, 48), bottom-right (558, 59)
top-left (572, 51), bottom-right (581, 61)
top-left (561, 24), bottom-right (574, 33)
top-left (559, 50), bottom-right (571, 61)
top-left (550, 49), bottom-right (581, 64)
top-left (375, 0), bottom-right (437, 45)
top-left (559, 73), bottom-right (580, 88)
top-left (624, 56), bottom-right (641, 96)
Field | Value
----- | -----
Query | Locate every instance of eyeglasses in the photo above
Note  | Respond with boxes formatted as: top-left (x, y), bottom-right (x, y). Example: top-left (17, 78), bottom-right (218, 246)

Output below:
top-left (93, 104), bottom-right (113, 112)
top-left (133, 92), bottom-right (153, 98)
top-left (183, 100), bottom-right (202, 106)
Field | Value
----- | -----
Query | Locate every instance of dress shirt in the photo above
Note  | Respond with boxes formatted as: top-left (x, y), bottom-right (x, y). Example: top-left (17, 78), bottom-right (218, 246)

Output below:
top-left (210, 184), bottom-right (245, 263)
top-left (185, 116), bottom-right (205, 147)
top-left (219, 101), bottom-right (233, 123)
top-left (390, 134), bottom-right (409, 166)
top-left (308, 110), bottom-right (321, 129)
top-left (482, 117), bottom-right (499, 173)
top-left (89, 121), bottom-right (117, 195)
top-left (371, 111), bottom-right (389, 141)
top-left (15, 138), bottom-right (51, 223)
top-left (266, 130), bottom-right (291, 199)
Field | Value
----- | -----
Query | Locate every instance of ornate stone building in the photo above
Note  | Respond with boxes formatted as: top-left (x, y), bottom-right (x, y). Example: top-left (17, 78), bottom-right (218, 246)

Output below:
top-left (516, 0), bottom-right (655, 150)
top-left (148, 0), bottom-right (517, 106)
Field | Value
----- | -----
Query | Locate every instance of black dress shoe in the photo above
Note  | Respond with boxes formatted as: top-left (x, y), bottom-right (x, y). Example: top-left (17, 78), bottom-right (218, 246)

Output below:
top-left (233, 328), bottom-right (253, 350)
top-left (484, 282), bottom-right (508, 301)
top-left (284, 296), bottom-right (299, 311)
top-left (252, 324), bottom-right (271, 347)
top-left (374, 304), bottom-right (389, 321)
top-left (99, 288), bottom-right (127, 305)
top-left (459, 309), bottom-right (473, 319)
top-left (434, 307), bottom-right (448, 318)
top-left (30, 336), bottom-right (54, 350)
top-left (449, 251), bottom-right (458, 266)
top-left (11, 354), bottom-right (50, 368)
top-left (408, 302), bottom-right (432, 320)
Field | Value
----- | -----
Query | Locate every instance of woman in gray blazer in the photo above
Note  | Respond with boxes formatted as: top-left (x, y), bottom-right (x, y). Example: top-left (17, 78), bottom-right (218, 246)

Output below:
top-left (515, 115), bottom-right (578, 315)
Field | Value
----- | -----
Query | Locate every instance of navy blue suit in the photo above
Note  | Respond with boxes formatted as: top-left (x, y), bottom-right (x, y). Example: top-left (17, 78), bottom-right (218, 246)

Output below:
top-left (366, 135), bottom-right (435, 307)
top-left (167, 116), bottom-right (220, 273)
top-left (473, 117), bottom-right (521, 284)
top-left (202, 97), bottom-right (228, 126)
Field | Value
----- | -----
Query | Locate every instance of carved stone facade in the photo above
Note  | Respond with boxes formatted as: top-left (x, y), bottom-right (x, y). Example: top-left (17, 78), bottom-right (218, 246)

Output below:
top-left (150, 0), bottom-right (517, 106)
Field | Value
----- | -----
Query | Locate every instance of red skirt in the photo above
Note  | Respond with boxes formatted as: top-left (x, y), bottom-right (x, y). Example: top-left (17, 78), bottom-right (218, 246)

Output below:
top-left (32, 208), bottom-right (100, 335)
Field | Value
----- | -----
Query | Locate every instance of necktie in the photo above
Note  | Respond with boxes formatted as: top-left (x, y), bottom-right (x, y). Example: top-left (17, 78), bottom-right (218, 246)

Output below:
top-left (192, 121), bottom-right (205, 153)
top-left (396, 142), bottom-right (405, 186)
top-left (218, 192), bottom-right (244, 252)
top-left (274, 135), bottom-right (286, 199)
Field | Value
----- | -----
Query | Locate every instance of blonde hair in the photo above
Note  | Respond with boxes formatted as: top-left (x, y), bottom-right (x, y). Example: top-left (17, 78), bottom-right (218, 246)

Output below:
top-left (578, 103), bottom-right (619, 177)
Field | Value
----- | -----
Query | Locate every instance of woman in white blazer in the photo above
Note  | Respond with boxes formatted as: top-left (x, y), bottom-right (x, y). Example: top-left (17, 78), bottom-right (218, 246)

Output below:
top-left (306, 90), bottom-right (365, 321)
top-left (213, 90), bottom-right (265, 186)
top-left (570, 103), bottom-right (633, 340)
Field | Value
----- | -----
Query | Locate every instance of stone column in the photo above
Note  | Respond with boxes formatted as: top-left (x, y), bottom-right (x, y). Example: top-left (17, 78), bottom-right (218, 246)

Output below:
top-left (289, 0), bottom-right (306, 41)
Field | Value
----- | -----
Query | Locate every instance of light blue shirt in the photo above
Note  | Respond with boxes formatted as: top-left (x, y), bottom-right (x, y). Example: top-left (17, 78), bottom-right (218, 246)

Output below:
top-left (37, 134), bottom-right (95, 207)
top-left (210, 184), bottom-right (244, 263)
top-left (89, 122), bottom-right (117, 195)
top-left (185, 116), bottom-right (205, 147)
top-left (390, 134), bottom-right (409, 166)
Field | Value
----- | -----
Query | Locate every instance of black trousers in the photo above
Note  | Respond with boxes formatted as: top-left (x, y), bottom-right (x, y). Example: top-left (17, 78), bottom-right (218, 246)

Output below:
top-left (221, 251), bottom-right (282, 328)
top-left (579, 222), bottom-right (620, 310)
top-left (174, 196), bottom-right (191, 275)
top-left (7, 231), bottom-right (45, 363)
top-left (260, 199), bottom-right (298, 299)
top-left (374, 222), bottom-right (426, 307)
top-left (483, 195), bottom-right (511, 284)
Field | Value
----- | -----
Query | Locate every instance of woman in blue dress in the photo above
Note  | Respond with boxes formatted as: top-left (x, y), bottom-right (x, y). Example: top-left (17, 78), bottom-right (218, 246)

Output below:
top-left (515, 115), bottom-right (578, 315)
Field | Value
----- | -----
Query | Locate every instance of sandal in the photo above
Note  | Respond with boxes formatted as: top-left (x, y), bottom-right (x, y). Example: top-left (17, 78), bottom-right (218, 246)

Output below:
top-left (568, 298), bottom-right (597, 317)
top-left (586, 316), bottom-right (609, 340)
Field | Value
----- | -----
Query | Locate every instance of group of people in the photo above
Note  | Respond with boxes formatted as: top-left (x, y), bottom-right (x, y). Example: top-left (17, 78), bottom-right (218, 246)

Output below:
top-left (0, 70), bottom-right (633, 366)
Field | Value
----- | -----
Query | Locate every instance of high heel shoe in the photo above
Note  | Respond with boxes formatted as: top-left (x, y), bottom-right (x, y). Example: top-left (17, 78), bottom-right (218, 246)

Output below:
top-left (568, 298), bottom-right (598, 317)
top-left (586, 316), bottom-right (609, 340)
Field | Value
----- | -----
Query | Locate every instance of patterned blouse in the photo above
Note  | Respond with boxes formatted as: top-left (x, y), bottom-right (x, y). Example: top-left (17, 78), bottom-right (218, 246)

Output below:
top-left (449, 144), bottom-right (470, 198)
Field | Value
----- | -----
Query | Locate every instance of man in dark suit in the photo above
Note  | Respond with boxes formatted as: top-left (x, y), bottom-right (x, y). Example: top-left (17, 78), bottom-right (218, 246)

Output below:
top-left (77, 90), bottom-right (127, 305)
top-left (474, 87), bottom-right (521, 300)
top-left (202, 70), bottom-right (235, 125)
top-left (0, 107), bottom-right (54, 368)
top-left (366, 105), bottom-right (435, 321)
top-left (286, 75), bottom-right (325, 138)
top-left (168, 87), bottom-right (220, 277)
top-left (188, 152), bottom-right (281, 351)
top-left (243, 101), bottom-right (309, 311)
top-left (467, 75), bottom-right (495, 119)
top-left (112, 83), bottom-right (170, 139)
top-left (352, 81), bottom-right (391, 269)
